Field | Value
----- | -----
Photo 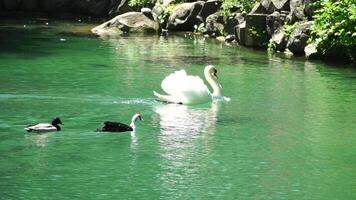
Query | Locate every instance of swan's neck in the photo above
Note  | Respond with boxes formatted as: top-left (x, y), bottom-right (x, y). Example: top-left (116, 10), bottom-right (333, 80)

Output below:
top-left (204, 70), bottom-right (222, 97)
top-left (130, 122), bottom-right (136, 130)
top-left (130, 120), bottom-right (136, 130)
top-left (129, 115), bottom-right (139, 130)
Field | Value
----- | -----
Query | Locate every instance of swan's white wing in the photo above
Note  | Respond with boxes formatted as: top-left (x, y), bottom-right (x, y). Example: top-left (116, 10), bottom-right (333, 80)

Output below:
top-left (159, 70), bottom-right (211, 104)
top-left (162, 70), bottom-right (210, 95)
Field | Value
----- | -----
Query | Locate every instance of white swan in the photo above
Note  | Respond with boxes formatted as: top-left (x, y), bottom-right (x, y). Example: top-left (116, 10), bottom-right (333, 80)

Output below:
top-left (153, 65), bottom-right (230, 105)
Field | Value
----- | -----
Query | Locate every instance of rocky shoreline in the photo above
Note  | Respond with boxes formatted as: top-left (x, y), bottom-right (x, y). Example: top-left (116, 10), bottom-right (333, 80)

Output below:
top-left (0, 0), bottom-right (354, 63)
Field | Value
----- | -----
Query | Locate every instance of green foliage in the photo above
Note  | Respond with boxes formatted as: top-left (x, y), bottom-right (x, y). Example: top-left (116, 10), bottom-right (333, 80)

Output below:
top-left (311, 0), bottom-right (356, 56)
top-left (221, 0), bottom-right (257, 16)
top-left (128, 0), bottom-right (156, 9)
top-left (156, 5), bottom-right (172, 29)
top-left (284, 22), bottom-right (301, 37)
top-left (156, 4), bottom-right (177, 29)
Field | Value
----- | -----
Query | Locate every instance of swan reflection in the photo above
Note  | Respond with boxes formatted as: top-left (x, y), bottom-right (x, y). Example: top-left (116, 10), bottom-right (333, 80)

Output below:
top-left (154, 102), bottom-right (219, 153)
top-left (154, 103), bottom-right (219, 192)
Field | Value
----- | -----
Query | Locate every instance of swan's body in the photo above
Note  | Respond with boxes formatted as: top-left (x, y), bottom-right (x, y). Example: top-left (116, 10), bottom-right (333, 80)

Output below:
top-left (25, 117), bottom-right (63, 133)
top-left (153, 65), bottom-right (229, 105)
top-left (97, 114), bottom-right (143, 132)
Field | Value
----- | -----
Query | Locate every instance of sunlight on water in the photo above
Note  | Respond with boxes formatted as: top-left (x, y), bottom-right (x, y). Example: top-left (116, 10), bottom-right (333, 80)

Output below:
top-left (0, 21), bottom-right (356, 200)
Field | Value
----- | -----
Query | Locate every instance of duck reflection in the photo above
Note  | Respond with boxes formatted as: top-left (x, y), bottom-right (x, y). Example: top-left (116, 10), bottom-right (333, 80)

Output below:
top-left (25, 133), bottom-right (53, 148)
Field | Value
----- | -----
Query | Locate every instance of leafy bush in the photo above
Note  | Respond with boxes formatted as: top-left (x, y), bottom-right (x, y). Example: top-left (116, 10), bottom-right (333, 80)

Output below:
top-left (156, 4), bottom-right (175, 29)
top-left (128, 0), bottom-right (156, 9)
top-left (311, 0), bottom-right (356, 60)
top-left (221, 0), bottom-right (257, 16)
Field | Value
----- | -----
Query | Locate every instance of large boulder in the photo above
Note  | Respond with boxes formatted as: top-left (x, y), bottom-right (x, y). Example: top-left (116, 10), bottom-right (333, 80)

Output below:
top-left (287, 0), bottom-right (305, 24)
top-left (198, 0), bottom-right (221, 22)
top-left (250, 0), bottom-right (290, 14)
top-left (249, 2), bottom-right (268, 14)
top-left (92, 11), bottom-right (159, 36)
top-left (3, 0), bottom-right (22, 10)
top-left (269, 29), bottom-right (288, 51)
top-left (271, 0), bottom-right (290, 11)
top-left (167, 1), bottom-right (204, 31)
top-left (260, 0), bottom-right (277, 13)
top-left (224, 12), bottom-right (245, 36)
top-left (266, 11), bottom-right (286, 36)
top-left (205, 12), bottom-right (224, 37)
top-left (304, 42), bottom-right (321, 59)
top-left (286, 21), bottom-right (313, 55)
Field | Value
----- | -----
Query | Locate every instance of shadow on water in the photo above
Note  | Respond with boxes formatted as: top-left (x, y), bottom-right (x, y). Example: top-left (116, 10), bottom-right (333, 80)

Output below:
top-left (143, 55), bottom-right (221, 65)
top-left (0, 26), bottom-right (54, 58)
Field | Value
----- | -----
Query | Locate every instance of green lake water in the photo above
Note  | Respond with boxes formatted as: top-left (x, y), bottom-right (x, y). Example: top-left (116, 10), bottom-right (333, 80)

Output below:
top-left (1, 20), bottom-right (356, 200)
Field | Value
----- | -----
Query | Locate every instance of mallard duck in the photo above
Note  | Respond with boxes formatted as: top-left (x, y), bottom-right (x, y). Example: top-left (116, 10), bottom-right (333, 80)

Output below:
top-left (25, 117), bottom-right (63, 133)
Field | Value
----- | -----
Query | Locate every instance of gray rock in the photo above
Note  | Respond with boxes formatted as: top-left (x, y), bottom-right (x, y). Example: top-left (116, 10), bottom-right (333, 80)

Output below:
top-left (205, 12), bottom-right (224, 37)
top-left (249, 2), bottom-right (268, 14)
top-left (198, 0), bottom-right (221, 22)
top-left (225, 34), bottom-right (236, 42)
top-left (287, 0), bottom-right (305, 24)
top-left (235, 12), bottom-right (246, 24)
top-left (271, 0), bottom-right (290, 11)
top-left (3, 0), bottom-right (22, 10)
top-left (92, 12), bottom-right (159, 36)
top-left (167, 1), bottom-right (204, 31)
top-left (286, 21), bottom-right (313, 55)
top-left (260, 0), bottom-right (277, 13)
top-left (250, 0), bottom-right (290, 14)
top-left (266, 11), bottom-right (285, 36)
top-left (270, 29), bottom-right (288, 51)
top-left (304, 42), bottom-right (321, 59)
top-left (141, 7), bottom-right (154, 20)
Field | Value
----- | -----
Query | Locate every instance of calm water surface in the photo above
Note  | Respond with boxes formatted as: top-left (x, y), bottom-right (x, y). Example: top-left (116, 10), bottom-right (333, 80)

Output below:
top-left (0, 20), bottom-right (356, 200)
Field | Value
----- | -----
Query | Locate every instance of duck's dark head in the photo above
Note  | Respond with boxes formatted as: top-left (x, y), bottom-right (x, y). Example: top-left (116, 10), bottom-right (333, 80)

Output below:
top-left (52, 117), bottom-right (63, 126)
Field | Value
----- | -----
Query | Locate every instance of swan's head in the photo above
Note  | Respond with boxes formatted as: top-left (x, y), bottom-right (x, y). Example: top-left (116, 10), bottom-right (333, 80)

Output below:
top-left (130, 114), bottom-right (143, 130)
top-left (132, 113), bottom-right (143, 123)
top-left (204, 65), bottom-right (218, 79)
top-left (51, 117), bottom-right (63, 126)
